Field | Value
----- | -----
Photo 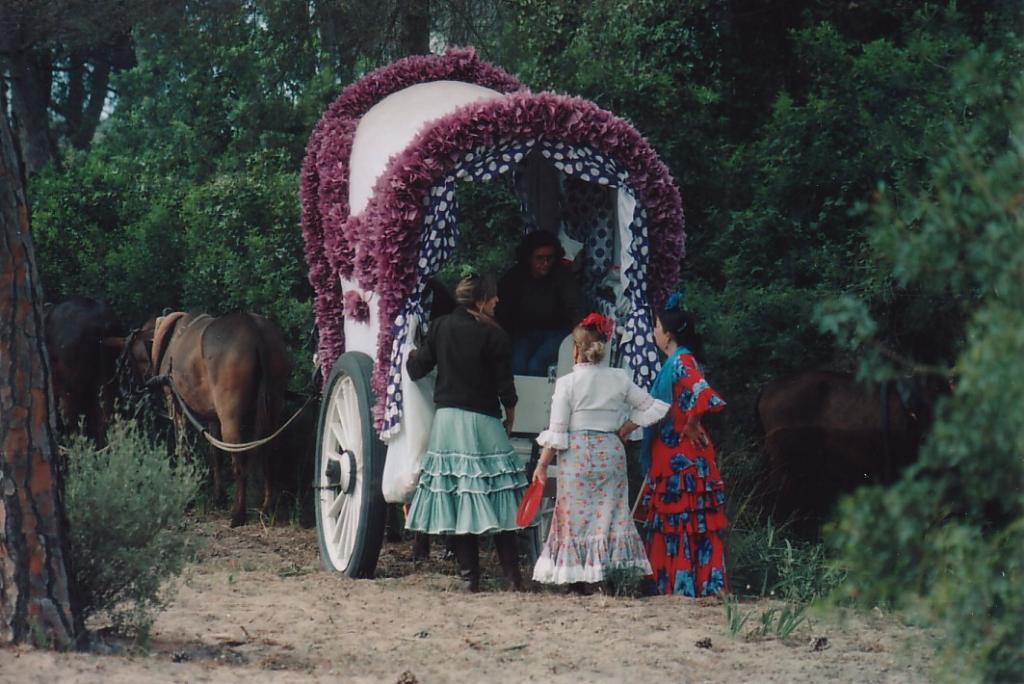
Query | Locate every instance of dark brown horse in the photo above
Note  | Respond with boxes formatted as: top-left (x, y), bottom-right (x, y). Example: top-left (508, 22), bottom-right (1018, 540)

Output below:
top-left (123, 311), bottom-right (290, 527)
top-left (757, 370), bottom-right (944, 535)
top-left (45, 296), bottom-right (124, 445)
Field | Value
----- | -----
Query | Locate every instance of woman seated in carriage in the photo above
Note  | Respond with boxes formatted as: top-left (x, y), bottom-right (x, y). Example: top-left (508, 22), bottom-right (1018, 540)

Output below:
top-left (496, 230), bottom-right (586, 376)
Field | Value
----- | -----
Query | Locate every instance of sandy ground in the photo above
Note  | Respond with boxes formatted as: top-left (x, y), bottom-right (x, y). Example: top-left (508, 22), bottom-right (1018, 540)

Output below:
top-left (0, 515), bottom-right (939, 683)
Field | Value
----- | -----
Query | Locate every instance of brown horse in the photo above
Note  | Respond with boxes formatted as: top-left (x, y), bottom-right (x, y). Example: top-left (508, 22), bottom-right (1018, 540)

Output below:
top-left (757, 370), bottom-right (945, 536)
top-left (45, 296), bottom-right (124, 445)
top-left (123, 311), bottom-right (290, 527)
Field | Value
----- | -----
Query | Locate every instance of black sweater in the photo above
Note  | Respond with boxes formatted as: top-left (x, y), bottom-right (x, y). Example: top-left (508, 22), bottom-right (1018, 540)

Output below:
top-left (496, 263), bottom-right (586, 335)
top-left (406, 307), bottom-right (518, 418)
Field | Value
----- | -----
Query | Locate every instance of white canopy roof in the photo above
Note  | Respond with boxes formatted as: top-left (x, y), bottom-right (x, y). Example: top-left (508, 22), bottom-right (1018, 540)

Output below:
top-left (348, 80), bottom-right (505, 216)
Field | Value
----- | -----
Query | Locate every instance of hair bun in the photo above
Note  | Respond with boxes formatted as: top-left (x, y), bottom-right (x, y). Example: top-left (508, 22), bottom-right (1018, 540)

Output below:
top-left (579, 312), bottom-right (613, 341)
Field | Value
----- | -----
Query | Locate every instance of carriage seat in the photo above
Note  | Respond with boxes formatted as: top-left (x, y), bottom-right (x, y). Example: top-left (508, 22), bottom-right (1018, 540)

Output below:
top-left (510, 332), bottom-right (610, 435)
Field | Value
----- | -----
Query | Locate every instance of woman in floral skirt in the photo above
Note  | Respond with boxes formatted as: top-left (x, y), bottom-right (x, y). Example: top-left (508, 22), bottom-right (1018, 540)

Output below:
top-left (640, 293), bottom-right (729, 597)
top-left (532, 313), bottom-right (668, 591)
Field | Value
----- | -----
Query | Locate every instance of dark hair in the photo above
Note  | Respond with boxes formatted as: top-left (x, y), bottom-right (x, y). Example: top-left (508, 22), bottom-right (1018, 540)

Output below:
top-left (454, 272), bottom-right (498, 307)
top-left (656, 305), bottom-right (705, 359)
top-left (515, 230), bottom-right (565, 267)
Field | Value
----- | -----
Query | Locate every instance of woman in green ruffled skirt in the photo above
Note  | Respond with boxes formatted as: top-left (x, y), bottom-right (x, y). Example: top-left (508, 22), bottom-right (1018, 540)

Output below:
top-left (405, 273), bottom-right (527, 592)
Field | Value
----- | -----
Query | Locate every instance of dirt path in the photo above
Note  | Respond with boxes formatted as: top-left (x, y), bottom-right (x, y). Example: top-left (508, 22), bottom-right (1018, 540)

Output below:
top-left (0, 516), bottom-right (937, 683)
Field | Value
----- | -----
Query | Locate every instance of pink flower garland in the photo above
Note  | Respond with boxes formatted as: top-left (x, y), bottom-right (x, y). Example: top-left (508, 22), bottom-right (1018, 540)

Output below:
top-left (364, 91), bottom-right (685, 426)
top-left (300, 49), bottom-right (686, 431)
top-left (343, 290), bottom-right (370, 323)
top-left (300, 48), bottom-right (524, 384)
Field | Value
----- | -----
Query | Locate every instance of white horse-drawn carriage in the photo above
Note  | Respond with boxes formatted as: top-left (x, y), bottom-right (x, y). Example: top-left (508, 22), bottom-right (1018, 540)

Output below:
top-left (301, 49), bottom-right (685, 577)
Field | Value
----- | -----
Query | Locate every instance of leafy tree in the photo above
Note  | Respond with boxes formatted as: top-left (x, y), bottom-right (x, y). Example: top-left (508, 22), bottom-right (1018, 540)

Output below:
top-left (0, 0), bottom-right (176, 172)
top-left (30, 1), bottom-right (328, 361)
top-left (30, 0), bottom-right (503, 370)
top-left (824, 47), bottom-right (1023, 680)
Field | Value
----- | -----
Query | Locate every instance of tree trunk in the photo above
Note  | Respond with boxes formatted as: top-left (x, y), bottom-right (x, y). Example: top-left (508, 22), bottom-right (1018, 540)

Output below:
top-left (0, 97), bottom-right (81, 648)
top-left (8, 49), bottom-right (60, 174)
top-left (398, 0), bottom-right (431, 56)
top-left (69, 59), bottom-right (110, 150)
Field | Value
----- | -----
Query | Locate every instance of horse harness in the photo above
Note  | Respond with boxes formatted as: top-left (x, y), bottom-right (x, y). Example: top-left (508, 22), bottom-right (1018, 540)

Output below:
top-left (150, 311), bottom-right (211, 377)
top-left (147, 312), bottom-right (313, 453)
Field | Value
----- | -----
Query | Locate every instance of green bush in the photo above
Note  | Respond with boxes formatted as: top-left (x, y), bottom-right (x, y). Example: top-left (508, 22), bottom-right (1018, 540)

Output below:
top-left (824, 49), bottom-right (1024, 681)
top-left (64, 416), bottom-right (203, 638)
top-left (603, 564), bottom-right (647, 598)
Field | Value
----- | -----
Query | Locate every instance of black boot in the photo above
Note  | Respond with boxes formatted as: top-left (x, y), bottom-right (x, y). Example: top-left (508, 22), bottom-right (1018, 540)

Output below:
top-left (453, 535), bottom-right (480, 593)
top-left (494, 531), bottom-right (525, 592)
top-left (385, 504), bottom-right (404, 543)
top-left (412, 532), bottom-right (430, 562)
top-left (442, 534), bottom-right (456, 561)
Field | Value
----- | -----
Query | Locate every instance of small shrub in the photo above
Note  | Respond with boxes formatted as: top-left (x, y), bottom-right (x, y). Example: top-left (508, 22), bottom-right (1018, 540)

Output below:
top-left (64, 416), bottom-right (203, 638)
top-left (772, 603), bottom-right (809, 639)
top-left (724, 595), bottom-right (753, 637)
top-left (725, 598), bottom-right (808, 641)
top-left (774, 539), bottom-right (847, 604)
top-left (727, 521), bottom-right (846, 603)
top-left (753, 607), bottom-right (779, 638)
top-left (603, 564), bottom-right (647, 598)
top-left (749, 604), bottom-right (809, 640)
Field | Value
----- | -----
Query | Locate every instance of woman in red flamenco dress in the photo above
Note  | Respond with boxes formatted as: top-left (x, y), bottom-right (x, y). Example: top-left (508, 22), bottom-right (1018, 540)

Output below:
top-left (637, 294), bottom-right (728, 597)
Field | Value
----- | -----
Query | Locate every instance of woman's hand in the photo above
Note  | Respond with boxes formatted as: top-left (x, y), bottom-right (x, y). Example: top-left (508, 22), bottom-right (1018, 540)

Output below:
top-left (532, 463), bottom-right (548, 486)
top-left (683, 418), bottom-right (708, 448)
top-left (503, 406), bottom-right (516, 436)
top-left (533, 446), bottom-right (554, 485)
top-left (617, 420), bottom-right (639, 444)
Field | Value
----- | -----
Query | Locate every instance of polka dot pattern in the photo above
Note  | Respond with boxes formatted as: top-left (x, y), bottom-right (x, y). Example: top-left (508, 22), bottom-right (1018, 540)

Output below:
top-left (380, 137), bottom-right (659, 439)
top-left (562, 176), bottom-right (616, 316)
top-left (619, 206), bottom-right (660, 385)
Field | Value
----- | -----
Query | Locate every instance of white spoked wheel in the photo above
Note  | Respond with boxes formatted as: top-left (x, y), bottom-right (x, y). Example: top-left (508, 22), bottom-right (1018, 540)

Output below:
top-left (314, 352), bottom-right (386, 578)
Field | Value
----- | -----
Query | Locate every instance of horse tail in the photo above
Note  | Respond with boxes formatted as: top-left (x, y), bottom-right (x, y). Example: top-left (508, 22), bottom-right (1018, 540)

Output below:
top-left (253, 322), bottom-right (272, 443)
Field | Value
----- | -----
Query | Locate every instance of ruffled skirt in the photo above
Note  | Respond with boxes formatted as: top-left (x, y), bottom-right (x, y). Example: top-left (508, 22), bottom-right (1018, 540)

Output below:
top-left (405, 407), bottom-right (527, 535)
top-left (533, 431), bottom-right (652, 584)
top-left (640, 437), bottom-right (729, 596)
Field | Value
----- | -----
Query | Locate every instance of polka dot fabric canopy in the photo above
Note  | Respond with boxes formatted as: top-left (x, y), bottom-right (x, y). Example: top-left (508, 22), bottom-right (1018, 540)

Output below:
top-left (379, 137), bottom-right (660, 440)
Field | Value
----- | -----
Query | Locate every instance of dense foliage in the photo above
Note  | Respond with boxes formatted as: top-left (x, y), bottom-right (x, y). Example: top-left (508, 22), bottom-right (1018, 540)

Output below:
top-left (22, 0), bottom-right (1023, 676)
top-left (31, 3), bottom-right (325, 376)
top-left (825, 51), bottom-right (1023, 681)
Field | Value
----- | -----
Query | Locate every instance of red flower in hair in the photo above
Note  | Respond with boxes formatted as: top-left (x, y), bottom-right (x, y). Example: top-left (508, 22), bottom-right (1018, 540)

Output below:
top-left (580, 312), bottom-right (614, 340)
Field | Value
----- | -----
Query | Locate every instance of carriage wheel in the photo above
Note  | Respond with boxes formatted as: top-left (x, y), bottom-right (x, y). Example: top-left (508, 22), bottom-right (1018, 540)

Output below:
top-left (314, 352), bottom-right (387, 578)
